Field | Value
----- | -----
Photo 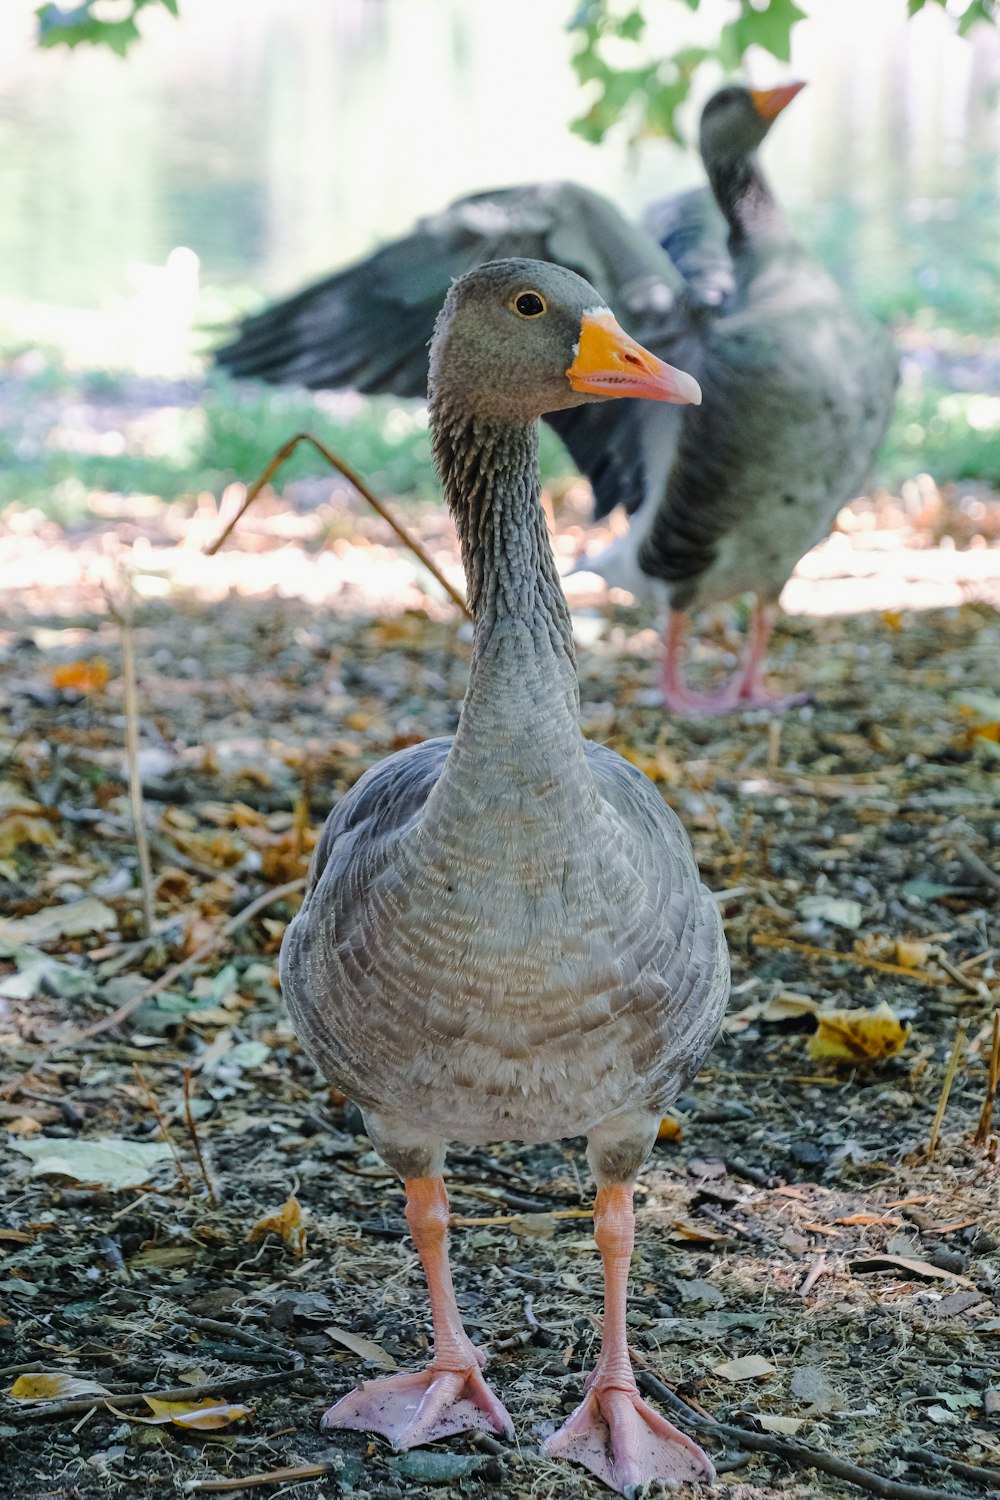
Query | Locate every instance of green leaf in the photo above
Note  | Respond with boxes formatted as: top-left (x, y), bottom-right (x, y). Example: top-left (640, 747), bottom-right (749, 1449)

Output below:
top-left (724, 0), bottom-right (808, 63)
top-left (617, 8), bottom-right (645, 41)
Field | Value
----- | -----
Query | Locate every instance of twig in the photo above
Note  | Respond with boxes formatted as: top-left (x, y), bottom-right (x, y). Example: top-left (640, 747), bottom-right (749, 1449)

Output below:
top-left (185, 1467), bottom-right (334, 1494)
top-left (901, 1448), bottom-right (1000, 1490)
top-left (106, 579), bottom-right (155, 938)
top-left (974, 1010), bottom-right (1000, 1147)
top-left (175, 1313), bottom-right (301, 1369)
top-left (183, 1067), bottom-right (218, 1206)
top-left (6, 1369), bottom-right (307, 1424)
top-left (133, 1064), bottom-right (193, 1198)
top-left (928, 1020), bottom-right (968, 1159)
top-left (953, 840), bottom-right (1000, 897)
top-left (934, 950), bottom-right (991, 998)
top-left (798, 1253), bottom-right (829, 1297)
top-left (636, 1370), bottom-right (975, 1500)
top-left (205, 430), bottom-right (470, 618)
top-left (62, 877), bottom-right (306, 1047)
top-left (753, 934), bottom-right (953, 987)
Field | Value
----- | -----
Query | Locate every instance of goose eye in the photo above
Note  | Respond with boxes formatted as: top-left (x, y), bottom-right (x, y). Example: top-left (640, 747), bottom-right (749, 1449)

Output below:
top-left (513, 291), bottom-right (546, 318)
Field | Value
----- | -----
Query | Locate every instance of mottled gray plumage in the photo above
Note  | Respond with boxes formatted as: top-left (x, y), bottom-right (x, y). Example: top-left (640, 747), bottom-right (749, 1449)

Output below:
top-left (280, 259), bottom-right (728, 1187)
top-left (217, 84), bottom-right (897, 628)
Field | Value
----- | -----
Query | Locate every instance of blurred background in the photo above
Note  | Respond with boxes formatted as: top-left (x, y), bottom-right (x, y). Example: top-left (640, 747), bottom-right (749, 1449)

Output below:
top-left (1, 0), bottom-right (999, 586)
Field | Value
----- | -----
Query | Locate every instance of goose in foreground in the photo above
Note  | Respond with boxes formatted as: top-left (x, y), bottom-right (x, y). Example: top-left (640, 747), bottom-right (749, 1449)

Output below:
top-left (280, 259), bottom-right (730, 1494)
top-left (218, 81), bottom-right (897, 715)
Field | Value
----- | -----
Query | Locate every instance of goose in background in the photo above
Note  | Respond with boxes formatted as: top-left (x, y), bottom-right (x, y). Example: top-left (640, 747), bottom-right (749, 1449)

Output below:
top-left (280, 258), bottom-right (730, 1493)
top-left (218, 81), bottom-right (897, 713)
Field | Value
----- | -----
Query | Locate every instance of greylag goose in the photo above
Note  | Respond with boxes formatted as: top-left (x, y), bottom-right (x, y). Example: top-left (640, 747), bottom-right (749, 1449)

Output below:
top-left (218, 81), bottom-right (897, 715)
top-left (280, 259), bottom-right (730, 1494)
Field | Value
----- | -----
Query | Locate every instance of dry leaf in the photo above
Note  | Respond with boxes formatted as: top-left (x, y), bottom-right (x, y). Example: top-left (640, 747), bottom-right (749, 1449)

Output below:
top-left (508, 1212), bottom-right (558, 1239)
top-left (0, 895), bottom-right (117, 947)
top-left (657, 1116), bottom-right (682, 1141)
top-left (0, 814), bottom-right (58, 859)
top-left (248, 1195), bottom-right (307, 1256)
top-left (808, 1001), bottom-right (909, 1063)
top-left (52, 658), bottom-right (110, 693)
top-left (325, 1326), bottom-right (398, 1370)
top-left (757, 1414), bottom-right (805, 1434)
top-left (850, 1254), bottom-right (975, 1289)
top-left (8, 1373), bottom-right (111, 1401)
top-left (712, 1354), bottom-right (778, 1381)
top-left (799, 894), bottom-right (863, 929)
top-left (9, 1136), bottom-right (174, 1190)
top-left (109, 1396), bottom-right (251, 1429)
top-left (894, 937), bottom-right (933, 969)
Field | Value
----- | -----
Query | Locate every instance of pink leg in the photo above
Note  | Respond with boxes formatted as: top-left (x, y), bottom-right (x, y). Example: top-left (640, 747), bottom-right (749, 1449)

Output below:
top-left (543, 1184), bottom-right (715, 1495)
top-left (321, 1176), bottom-right (512, 1447)
top-left (659, 610), bottom-right (734, 716)
top-left (728, 601), bottom-right (808, 711)
top-left (660, 603), bottom-right (805, 716)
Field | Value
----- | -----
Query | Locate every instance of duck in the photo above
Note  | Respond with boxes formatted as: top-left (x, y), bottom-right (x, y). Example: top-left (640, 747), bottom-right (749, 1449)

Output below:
top-left (217, 81), bottom-right (897, 715)
top-left (279, 258), bottom-right (730, 1494)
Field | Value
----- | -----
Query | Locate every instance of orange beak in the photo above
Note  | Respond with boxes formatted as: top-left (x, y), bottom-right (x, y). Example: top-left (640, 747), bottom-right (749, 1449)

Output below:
top-left (749, 81), bottom-right (805, 123)
top-left (567, 313), bottom-right (701, 406)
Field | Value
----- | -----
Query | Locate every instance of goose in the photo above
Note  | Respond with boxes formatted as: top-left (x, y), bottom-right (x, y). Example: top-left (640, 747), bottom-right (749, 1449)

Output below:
top-left (280, 259), bottom-right (730, 1494)
top-left (218, 81), bottom-right (897, 715)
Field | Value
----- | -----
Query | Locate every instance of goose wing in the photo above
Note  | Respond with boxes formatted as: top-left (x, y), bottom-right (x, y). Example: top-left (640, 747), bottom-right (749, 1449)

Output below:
top-left (216, 179), bottom-right (695, 398)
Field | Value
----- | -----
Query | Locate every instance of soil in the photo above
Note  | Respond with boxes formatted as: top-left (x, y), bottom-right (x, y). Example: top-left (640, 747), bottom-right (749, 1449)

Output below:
top-left (1, 487), bottom-right (999, 1500)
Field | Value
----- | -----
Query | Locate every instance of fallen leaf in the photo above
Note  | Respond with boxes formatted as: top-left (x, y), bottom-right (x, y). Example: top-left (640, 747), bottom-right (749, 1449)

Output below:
top-left (757, 1414), bottom-right (805, 1434)
top-left (110, 1396), bottom-right (251, 1429)
top-left (799, 894), bottom-right (864, 930)
top-left (52, 658), bottom-right (110, 693)
top-left (325, 1327), bottom-right (399, 1369)
top-left (0, 896), bottom-right (117, 949)
top-left (790, 1364), bottom-right (846, 1413)
top-left (711, 1354), bottom-right (778, 1381)
top-left (808, 1001), bottom-right (909, 1064)
top-left (0, 814), bottom-right (58, 859)
top-left (248, 1195), bottom-right (307, 1256)
top-left (850, 1254), bottom-right (975, 1288)
top-left (8, 1373), bottom-right (111, 1401)
top-left (9, 1136), bottom-right (174, 1190)
top-left (657, 1116), bottom-right (682, 1140)
top-left (508, 1212), bottom-right (558, 1239)
top-left (894, 937), bottom-right (933, 969)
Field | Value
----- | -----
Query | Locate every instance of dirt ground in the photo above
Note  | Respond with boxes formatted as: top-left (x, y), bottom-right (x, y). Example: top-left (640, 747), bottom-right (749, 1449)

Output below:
top-left (1, 486), bottom-right (999, 1500)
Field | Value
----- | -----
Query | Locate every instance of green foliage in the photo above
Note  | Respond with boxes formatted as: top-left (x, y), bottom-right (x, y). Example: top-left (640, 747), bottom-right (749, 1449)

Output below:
top-left (35, 0), bottom-right (178, 57)
top-left (878, 382), bottom-right (1000, 489)
top-left (567, 0), bottom-right (996, 144)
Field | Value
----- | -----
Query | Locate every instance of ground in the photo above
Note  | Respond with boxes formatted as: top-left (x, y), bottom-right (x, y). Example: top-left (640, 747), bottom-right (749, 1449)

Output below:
top-left (1, 476), bottom-right (999, 1500)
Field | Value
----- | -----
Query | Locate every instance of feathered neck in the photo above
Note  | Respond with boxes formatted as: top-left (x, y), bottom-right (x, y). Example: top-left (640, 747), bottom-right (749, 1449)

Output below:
top-left (430, 398), bottom-right (576, 672)
top-left (706, 147), bottom-right (791, 253)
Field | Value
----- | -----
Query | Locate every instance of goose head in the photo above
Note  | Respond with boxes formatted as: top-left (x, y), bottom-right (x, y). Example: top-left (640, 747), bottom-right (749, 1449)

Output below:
top-left (428, 258), bottom-right (701, 424)
top-left (699, 80), bottom-right (805, 162)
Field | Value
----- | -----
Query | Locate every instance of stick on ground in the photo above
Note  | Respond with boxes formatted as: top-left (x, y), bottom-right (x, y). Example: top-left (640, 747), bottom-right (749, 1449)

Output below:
top-left (205, 430), bottom-right (471, 617)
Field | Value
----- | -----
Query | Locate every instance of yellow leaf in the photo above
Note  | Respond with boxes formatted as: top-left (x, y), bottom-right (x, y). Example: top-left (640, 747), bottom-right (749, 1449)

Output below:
top-left (52, 658), bottom-right (110, 693)
top-left (657, 1116), bottom-right (682, 1141)
top-left (808, 1002), bottom-right (909, 1064)
top-left (248, 1194), bottom-right (307, 1256)
top-left (0, 814), bottom-right (58, 859)
top-left (880, 610), bottom-right (904, 632)
top-left (894, 938), bottom-right (932, 969)
top-left (8, 1373), bottom-right (111, 1401)
top-left (143, 1396), bottom-right (251, 1430)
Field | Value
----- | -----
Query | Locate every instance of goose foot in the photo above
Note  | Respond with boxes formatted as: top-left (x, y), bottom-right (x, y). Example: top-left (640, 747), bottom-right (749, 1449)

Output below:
top-left (660, 603), bottom-right (806, 717)
top-left (543, 1381), bottom-right (715, 1495)
top-left (321, 1359), bottom-right (513, 1448)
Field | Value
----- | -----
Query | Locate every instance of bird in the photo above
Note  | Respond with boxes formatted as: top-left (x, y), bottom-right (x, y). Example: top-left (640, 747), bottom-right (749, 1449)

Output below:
top-left (217, 80), bottom-right (897, 716)
top-left (279, 258), bottom-right (730, 1495)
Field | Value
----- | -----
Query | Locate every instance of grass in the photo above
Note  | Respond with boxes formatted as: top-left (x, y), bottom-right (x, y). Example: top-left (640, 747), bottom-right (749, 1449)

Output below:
top-left (0, 334), bottom-right (997, 522)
